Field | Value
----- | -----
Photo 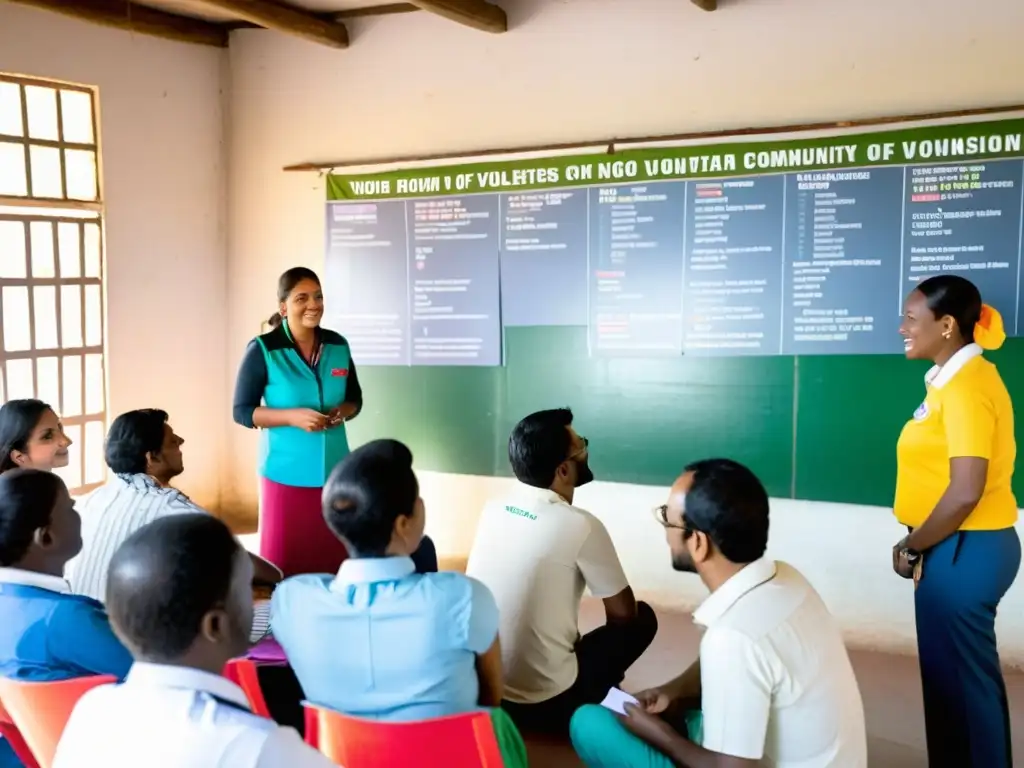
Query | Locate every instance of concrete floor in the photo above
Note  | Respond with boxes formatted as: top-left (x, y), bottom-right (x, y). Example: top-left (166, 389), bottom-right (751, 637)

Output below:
top-left (523, 600), bottom-right (1024, 767)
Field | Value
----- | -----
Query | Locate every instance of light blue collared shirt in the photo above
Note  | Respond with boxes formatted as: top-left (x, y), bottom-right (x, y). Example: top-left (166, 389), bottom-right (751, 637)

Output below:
top-left (270, 556), bottom-right (498, 722)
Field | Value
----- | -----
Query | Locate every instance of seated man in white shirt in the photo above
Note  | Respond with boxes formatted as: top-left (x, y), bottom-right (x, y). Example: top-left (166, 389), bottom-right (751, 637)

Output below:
top-left (569, 459), bottom-right (868, 768)
top-left (53, 513), bottom-right (333, 768)
top-left (66, 408), bottom-right (281, 601)
top-left (466, 408), bottom-right (657, 736)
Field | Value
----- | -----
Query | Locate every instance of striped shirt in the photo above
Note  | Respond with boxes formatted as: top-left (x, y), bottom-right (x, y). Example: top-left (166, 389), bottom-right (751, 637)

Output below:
top-left (66, 474), bottom-right (209, 603)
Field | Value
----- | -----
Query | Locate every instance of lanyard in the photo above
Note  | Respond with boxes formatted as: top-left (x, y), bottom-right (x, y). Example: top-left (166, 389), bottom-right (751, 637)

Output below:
top-left (282, 321), bottom-right (322, 370)
top-left (307, 338), bottom-right (322, 369)
top-left (152, 685), bottom-right (253, 715)
top-left (204, 691), bottom-right (253, 715)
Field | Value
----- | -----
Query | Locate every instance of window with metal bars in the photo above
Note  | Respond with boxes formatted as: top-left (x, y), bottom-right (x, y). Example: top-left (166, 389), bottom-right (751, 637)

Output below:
top-left (0, 73), bottom-right (106, 495)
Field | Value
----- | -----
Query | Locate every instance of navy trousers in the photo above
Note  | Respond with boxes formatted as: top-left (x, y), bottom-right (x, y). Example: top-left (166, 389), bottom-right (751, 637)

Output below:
top-left (914, 527), bottom-right (1020, 767)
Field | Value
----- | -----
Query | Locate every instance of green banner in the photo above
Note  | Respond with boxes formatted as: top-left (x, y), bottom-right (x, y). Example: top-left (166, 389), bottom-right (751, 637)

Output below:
top-left (326, 116), bottom-right (1024, 201)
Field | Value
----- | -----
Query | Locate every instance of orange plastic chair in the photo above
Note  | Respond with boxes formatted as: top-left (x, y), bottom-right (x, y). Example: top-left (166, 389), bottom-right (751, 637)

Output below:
top-left (0, 675), bottom-right (116, 768)
top-left (303, 703), bottom-right (506, 768)
top-left (0, 694), bottom-right (40, 768)
top-left (222, 658), bottom-right (272, 718)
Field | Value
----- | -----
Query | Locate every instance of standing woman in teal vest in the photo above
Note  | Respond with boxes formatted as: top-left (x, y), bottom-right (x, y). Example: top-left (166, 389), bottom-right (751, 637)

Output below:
top-left (233, 267), bottom-right (437, 577)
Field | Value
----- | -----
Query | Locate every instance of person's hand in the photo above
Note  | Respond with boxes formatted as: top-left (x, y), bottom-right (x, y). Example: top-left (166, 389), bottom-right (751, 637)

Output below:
top-left (621, 703), bottom-right (682, 753)
top-left (632, 687), bottom-right (672, 715)
top-left (290, 408), bottom-right (328, 432)
top-left (325, 404), bottom-right (357, 428)
top-left (892, 537), bottom-right (917, 579)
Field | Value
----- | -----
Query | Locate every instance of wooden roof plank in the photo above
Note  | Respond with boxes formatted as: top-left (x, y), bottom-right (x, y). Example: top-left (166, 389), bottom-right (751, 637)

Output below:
top-left (190, 0), bottom-right (349, 47)
top-left (406, 0), bottom-right (506, 32)
top-left (334, 3), bottom-right (419, 19)
top-left (7, 0), bottom-right (229, 47)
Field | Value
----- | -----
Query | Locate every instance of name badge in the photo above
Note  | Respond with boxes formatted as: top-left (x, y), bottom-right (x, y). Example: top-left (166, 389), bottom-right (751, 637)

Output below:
top-left (913, 402), bottom-right (930, 421)
top-left (331, 368), bottom-right (349, 378)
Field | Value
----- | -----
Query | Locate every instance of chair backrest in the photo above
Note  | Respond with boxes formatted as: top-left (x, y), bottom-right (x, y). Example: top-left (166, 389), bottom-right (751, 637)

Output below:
top-left (0, 675), bottom-right (116, 768)
top-left (304, 704), bottom-right (505, 768)
top-left (0, 694), bottom-right (41, 768)
top-left (222, 658), bottom-right (271, 718)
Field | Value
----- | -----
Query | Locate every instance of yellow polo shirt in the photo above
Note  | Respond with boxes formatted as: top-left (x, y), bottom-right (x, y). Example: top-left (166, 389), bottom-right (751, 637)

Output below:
top-left (894, 344), bottom-right (1018, 531)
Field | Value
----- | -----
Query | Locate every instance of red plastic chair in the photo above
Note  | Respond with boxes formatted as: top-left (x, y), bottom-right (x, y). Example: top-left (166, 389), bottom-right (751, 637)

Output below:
top-left (0, 675), bottom-right (116, 768)
top-left (222, 658), bottom-right (272, 718)
top-left (0, 694), bottom-right (40, 768)
top-left (303, 703), bottom-right (505, 767)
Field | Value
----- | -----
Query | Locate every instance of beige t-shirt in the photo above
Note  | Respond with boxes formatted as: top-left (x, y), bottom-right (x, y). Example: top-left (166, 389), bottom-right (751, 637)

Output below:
top-left (466, 485), bottom-right (629, 703)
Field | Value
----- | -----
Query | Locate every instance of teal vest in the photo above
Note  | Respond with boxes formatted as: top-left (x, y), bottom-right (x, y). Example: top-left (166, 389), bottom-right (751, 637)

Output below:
top-left (257, 325), bottom-right (352, 488)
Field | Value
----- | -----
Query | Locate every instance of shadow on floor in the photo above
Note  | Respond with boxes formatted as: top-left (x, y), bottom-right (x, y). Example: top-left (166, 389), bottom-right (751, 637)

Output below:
top-left (522, 601), bottom-right (1024, 768)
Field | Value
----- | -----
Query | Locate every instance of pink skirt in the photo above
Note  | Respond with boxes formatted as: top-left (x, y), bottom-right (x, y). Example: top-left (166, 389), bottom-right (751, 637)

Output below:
top-left (259, 476), bottom-right (349, 578)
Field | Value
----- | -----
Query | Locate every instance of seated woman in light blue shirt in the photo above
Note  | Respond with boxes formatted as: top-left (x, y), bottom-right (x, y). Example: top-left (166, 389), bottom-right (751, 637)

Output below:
top-left (271, 439), bottom-right (503, 722)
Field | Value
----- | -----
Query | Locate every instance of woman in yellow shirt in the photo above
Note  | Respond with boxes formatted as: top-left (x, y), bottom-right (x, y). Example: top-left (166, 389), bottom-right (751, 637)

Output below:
top-left (893, 274), bottom-right (1018, 767)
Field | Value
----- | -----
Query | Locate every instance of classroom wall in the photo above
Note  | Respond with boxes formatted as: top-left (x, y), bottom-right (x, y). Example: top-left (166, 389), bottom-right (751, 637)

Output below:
top-left (0, 4), bottom-right (229, 510)
top-left (224, 0), bottom-right (1024, 661)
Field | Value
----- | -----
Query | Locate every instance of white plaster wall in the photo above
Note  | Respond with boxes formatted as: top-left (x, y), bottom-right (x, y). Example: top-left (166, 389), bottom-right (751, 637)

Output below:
top-left (222, 0), bottom-right (1024, 659)
top-left (0, 4), bottom-right (229, 510)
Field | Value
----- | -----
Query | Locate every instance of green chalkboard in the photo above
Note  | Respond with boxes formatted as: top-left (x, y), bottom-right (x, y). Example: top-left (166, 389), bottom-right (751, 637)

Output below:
top-left (347, 328), bottom-right (1024, 507)
top-left (348, 326), bottom-right (793, 498)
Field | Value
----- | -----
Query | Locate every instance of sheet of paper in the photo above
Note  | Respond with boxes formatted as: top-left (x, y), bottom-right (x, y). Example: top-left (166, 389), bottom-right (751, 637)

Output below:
top-left (599, 687), bottom-right (639, 715)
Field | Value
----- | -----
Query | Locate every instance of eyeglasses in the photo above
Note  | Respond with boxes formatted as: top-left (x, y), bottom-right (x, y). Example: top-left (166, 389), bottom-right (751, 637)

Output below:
top-left (568, 436), bottom-right (589, 460)
top-left (652, 504), bottom-right (689, 532)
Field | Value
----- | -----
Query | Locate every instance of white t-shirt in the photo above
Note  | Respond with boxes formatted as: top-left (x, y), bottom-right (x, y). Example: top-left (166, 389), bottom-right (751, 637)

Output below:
top-left (465, 485), bottom-right (629, 703)
top-left (695, 558), bottom-right (868, 767)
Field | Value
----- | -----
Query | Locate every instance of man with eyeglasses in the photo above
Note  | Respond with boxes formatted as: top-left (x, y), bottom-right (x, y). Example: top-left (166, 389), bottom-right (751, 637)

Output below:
top-left (569, 458), bottom-right (868, 768)
top-left (466, 407), bottom-right (658, 737)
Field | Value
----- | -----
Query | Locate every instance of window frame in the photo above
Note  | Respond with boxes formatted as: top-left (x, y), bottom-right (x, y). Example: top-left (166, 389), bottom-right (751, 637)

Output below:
top-left (0, 72), bottom-right (107, 495)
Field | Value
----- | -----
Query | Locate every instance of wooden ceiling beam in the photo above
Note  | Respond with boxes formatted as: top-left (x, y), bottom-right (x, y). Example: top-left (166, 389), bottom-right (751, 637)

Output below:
top-left (6, 0), bottom-right (229, 47)
top-left (229, 5), bottom-right (420, 31)
top-left (190, 0), bottom-right (349, 47)
top-left (691, 0), bottom-right (717, 10)
top-left (334, 3), bottom-right (419, 19)
top-left (406, 0), bottom-right (506, 33)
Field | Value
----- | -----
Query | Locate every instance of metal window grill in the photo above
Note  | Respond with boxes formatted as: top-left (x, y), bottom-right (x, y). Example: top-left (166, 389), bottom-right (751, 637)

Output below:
top-left (0, 74), bottom-right (106, 495)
